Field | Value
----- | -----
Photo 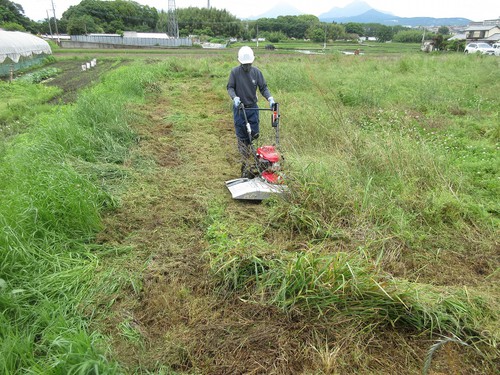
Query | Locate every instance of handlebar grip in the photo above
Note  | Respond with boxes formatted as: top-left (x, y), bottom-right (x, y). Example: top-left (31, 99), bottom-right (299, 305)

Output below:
top-left (271, 102), bottom-right (280, 128)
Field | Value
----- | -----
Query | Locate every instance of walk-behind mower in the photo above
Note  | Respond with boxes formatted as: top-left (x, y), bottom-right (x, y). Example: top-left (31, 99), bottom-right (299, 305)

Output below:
top-left (225, 102), bottom-right (288, 200)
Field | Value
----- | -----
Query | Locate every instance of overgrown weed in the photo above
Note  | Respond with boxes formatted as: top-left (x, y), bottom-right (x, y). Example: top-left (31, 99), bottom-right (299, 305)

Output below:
top-left (205, 53), bottom-right (499, 372)
top-left (0, 61), bottom-right (164, 372)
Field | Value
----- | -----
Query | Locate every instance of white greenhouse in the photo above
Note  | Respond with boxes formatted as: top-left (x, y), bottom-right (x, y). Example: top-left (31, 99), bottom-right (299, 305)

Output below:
top-left (0, 30), bottom-right (52, 77)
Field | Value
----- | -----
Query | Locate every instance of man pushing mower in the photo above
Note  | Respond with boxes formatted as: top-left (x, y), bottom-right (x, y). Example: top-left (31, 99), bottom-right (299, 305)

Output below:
top-left (227, 46), bottom-right (276, 178)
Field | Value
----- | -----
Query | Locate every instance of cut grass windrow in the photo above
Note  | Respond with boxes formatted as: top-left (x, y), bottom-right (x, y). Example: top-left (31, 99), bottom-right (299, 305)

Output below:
top-left (205, 210), bottom-right (498, 350)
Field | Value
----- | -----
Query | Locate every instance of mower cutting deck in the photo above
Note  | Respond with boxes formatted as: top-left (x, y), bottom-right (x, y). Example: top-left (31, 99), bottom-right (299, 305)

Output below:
top-left (225, 177), bottom-right (287, 200)
top-left (225, 103), bottom-right (288, 201)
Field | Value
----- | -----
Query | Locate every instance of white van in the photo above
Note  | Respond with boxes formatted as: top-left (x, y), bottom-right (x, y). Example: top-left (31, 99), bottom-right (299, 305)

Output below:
top-left (493, 43), bottom-right (500, 56)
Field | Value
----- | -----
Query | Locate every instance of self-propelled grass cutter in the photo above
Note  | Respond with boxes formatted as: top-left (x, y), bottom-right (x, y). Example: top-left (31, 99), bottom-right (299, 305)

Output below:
top-left (225, 103), bottom-right (288, 200)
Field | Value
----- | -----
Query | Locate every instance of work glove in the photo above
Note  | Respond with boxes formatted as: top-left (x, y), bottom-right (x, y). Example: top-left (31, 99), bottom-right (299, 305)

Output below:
top-left (233, 96), bottom-right (241, 108)
top-left (268, 96), bottom-right (275, 108)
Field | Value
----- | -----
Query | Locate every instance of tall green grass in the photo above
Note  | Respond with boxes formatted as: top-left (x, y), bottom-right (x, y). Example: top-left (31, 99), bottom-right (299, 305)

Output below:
top-left (205, 210), bottom-right (494, 340)
top-left (261, 54), bottom-right (499, 248)
top-left (0, 80), bottom-right (61, 142)
top-left (0, 63), bottom-right (163, 373)
top-left (202, 53), bottom-right (498, 369)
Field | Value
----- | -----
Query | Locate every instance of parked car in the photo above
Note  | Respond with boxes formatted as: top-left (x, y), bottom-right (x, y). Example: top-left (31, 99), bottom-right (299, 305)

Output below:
top-left (464, 42), bottom-right (495, 55)
top-left (493, 43), bottom-right (500, 56)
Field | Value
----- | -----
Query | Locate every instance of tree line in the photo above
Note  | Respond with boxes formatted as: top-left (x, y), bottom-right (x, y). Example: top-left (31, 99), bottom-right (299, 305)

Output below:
top-left (0, 0), bottom-right (39, 33)
top-left (1, 0), bottom-right (450, 44)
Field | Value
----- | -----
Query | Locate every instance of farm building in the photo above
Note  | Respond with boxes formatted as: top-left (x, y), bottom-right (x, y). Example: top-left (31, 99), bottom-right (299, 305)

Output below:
top-left (0, 30), bottom-right (52, 77)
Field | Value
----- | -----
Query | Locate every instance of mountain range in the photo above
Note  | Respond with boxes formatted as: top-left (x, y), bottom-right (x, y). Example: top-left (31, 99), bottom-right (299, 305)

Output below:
top-left (252, 2), bottom-right (302, 18)
top-left (251, 1), bottom-right (471, 26)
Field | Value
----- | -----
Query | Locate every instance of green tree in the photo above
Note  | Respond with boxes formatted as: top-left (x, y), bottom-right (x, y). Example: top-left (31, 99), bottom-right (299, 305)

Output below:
top-left (55, 18), bottom-right (68, 34)
top-left (1, 0), bottom-right (24, 23)
top-left (362, 23), bottom-right (399, 41)
top-left (432, 34), bottom-right (444, 50)
top-left (327, 23), bottom-right (346, 41)
top-left (39, 18), bottom-right (67, 34)
top-left (176, 7), bottom-right (240, 37)
top-left (446, 39), bottom-right (465, 52)
top-left (67, 14), bottom-right (99, 35)
top-left (108, 19), bottom-right (125, 34)
top-left (344, 22), bottom-right (364, 36)
top-left (0, 20), bottom-right (24, 30)
top-left (155, 10), bottom-right (167, 33)
top-left (268, 31), bottom-right (287, 43)
top-left (0, 0), bottom-right (38, 32)
top-left (62, 0), bottom-right (159, 33)
top-left (438, 26), bottom-right (449, 35)
top-left (255, 15), bottom-right (319, 39)
top-left (392, 25), bottom-right (409, 34)
top-left (393, 29), bottom-right (426, 43)
top-left (307, 26), bottom-right (325, 43)
top-left (363, 23), bottom-right (382, 37)
top-left (375, 25), bottom-right (393, 42)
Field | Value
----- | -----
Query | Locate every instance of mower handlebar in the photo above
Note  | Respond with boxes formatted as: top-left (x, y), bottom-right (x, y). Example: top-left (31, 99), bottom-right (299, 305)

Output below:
top-left (238, 103), bottom-right (278, 111)
top-left (238, 103), bottom-right (280, 132)
top-left (238, 104), bottom-right (275, 111)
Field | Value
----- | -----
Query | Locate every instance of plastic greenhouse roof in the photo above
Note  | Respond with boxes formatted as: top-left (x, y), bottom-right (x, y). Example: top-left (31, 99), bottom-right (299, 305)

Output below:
top-left (0, 30), bottom-right (52, 64)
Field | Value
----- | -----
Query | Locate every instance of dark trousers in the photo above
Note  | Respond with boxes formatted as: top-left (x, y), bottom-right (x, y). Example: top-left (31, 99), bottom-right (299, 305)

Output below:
top-left (233, 105), bottom-right (260, 177)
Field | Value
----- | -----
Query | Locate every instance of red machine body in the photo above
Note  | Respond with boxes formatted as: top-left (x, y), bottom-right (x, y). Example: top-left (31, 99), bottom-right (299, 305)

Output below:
top-left (256, 145), bottom-right (282, 184)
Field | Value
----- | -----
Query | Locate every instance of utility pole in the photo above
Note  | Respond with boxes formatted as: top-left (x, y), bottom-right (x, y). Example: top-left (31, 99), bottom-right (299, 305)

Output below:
top-left (323, 23), bottom-right (327, 49)
top-left (167, 0), bottom-right (179, 38)
top-left (256, 24), bottom-right (259, 48)
top-left (207, 0), bottom-right (210, 8)
top-left (51, 0), bottom-right (60, 44)
top-left (46, 10), bottom-right (53, 38)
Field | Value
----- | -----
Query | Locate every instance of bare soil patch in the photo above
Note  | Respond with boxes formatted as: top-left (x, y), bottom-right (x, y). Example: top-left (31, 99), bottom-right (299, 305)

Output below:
top-left (45, 59), bottom-right (129, 103)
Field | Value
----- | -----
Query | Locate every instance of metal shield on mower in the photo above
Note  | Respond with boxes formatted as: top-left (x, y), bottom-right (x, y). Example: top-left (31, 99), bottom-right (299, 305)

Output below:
top-left (225, 177), bottom-right (287, 201)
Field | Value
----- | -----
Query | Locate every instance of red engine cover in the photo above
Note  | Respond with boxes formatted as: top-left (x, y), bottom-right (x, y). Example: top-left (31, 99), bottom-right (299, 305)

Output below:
top-left (262, 171), bottom-right (280, 184)
top-left (257, 145), bottom-right (280, 163)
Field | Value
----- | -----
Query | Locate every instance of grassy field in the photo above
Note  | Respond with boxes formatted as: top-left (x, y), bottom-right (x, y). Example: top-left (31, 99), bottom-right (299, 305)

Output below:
top-left (50, 40), bottom-right (422, 57)
top-left (0, 48), bottom-right (498, 374)
top-left (0, 79), bottom-right (61, 142)
top-left (235, 40), bottom-right (423, 54)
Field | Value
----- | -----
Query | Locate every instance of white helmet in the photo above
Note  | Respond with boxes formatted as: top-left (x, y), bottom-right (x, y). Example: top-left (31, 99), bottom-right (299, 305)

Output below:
top-left (238, 46), bottom-right (255, 64)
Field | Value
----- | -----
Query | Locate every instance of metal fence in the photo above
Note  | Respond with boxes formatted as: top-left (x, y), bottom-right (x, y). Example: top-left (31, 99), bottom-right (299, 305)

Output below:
top-left (70, 35), bottom-right (192, 47)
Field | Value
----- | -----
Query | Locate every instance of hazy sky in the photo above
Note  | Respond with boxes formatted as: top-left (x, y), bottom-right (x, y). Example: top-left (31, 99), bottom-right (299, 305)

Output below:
top-left (16, 0), bottom-right (499, 23)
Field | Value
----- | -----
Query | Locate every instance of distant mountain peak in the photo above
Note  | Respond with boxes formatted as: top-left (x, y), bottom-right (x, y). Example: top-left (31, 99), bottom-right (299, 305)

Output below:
top-left (319, 7), bottom-right (470, 26)
top-left (320, 1), bottom-right (391, 19)
top-left (248, 0), bottom-right (470, 27)
top-left (251, 2), bottom-right (302, 19)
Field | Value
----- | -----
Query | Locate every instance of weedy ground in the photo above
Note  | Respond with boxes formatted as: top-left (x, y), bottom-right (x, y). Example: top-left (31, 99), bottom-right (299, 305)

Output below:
top-left (93, 54), bottom-right (498, 374)
top-left (0, 51), bottom-right (498, 374)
